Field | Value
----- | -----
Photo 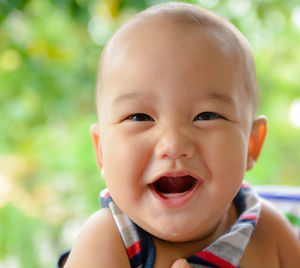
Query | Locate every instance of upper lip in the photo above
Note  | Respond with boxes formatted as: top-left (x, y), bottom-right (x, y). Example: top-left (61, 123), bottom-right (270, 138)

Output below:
top-left (149, 170), bottom-right (202, 184)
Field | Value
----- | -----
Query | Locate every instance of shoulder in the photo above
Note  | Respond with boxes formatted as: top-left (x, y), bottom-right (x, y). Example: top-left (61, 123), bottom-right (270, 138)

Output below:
top-left (241, 199), bottom-right (300, 268)
top-left (64, 208), bottom-right (130, 268)
top-left (260, 200), bottom-right (300, 267)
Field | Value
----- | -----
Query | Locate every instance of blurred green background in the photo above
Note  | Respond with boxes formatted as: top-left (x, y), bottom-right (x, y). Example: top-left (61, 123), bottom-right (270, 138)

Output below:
top-left (0, 0), bottom-right (299, 267)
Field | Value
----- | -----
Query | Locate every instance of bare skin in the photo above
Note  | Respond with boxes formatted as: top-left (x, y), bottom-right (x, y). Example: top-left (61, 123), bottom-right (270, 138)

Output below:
top-left (173, 200), bottom-right (300, 268)
top-left (65, 201), bottom-right (299, 267)
top-left (64, 3), bottom-right (300, 268)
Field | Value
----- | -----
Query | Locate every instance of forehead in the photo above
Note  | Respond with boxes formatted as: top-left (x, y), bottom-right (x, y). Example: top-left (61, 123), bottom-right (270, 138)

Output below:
top-left (104, 13), bottom-right (240, 69)
top-left (97, 5), bottom-right (257, 116)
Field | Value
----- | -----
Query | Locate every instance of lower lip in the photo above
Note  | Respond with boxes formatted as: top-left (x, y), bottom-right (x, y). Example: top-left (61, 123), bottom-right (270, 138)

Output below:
top-left (149, 180), bottom-right (202, 208)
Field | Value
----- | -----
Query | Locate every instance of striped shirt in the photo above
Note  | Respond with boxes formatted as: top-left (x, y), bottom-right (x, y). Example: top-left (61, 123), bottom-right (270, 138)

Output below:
top-left (100, 183), bottom-right (261, 268)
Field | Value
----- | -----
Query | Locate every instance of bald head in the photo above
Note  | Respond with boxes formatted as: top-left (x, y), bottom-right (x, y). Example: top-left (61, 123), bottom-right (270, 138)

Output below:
top-left (96, 2), bottom-right (258, 118)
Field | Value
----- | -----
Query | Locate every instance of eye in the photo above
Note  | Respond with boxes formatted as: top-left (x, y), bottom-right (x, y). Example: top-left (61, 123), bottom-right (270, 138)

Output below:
top-left (127, 113), bottom-right (154, 121)
top-left (193, 112), bottom-right (225, 121)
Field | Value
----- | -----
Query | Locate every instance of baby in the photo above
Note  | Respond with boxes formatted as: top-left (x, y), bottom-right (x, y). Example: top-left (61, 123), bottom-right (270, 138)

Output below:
top-left (63, 2), bottom-right (300, 267)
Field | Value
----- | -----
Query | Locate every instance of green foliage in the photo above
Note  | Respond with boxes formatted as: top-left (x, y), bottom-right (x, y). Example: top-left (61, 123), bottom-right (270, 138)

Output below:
top-left (0, 0), bottom-right (28, 22)
top-left (0, 0), bottom-right (299, 267)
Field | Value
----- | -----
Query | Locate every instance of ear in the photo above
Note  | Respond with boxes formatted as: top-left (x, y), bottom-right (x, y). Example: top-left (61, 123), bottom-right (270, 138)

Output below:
top-left (90, 124), bottom-right (103, 170)
top-left (246, 116), bottom-right (267, 171)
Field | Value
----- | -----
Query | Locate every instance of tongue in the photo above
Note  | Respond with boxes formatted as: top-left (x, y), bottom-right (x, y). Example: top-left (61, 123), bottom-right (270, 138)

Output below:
top-left (154, 176), bottom-right (195, 194)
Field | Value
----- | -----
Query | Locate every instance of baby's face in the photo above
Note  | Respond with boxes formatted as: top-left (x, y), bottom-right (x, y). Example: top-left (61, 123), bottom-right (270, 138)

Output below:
top-left (95, 21), bottom-right (256, 241)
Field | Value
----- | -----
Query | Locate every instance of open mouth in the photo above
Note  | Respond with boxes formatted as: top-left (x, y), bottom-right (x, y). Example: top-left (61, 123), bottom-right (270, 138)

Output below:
top-left (152, 175), bottom-right (198, 196)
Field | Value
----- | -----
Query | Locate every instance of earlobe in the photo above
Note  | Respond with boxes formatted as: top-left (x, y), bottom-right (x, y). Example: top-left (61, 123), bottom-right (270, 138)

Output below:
top-left (246, 116), bottom-right (267, 171)
top-left (90, 124), bottom-right (103, 170)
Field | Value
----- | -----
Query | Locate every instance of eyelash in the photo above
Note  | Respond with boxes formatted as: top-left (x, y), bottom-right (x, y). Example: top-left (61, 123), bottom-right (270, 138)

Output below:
top-left (126, 112), bottom-right (225, 122)
top-left (193, 112), bottom-right (226, 121)
top-left (127, 113), bottom-right (154, 121)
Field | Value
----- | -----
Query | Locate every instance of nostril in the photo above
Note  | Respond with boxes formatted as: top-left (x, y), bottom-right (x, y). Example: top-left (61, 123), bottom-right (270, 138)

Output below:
top-left (156, 143), bottom-right (193, 160)
top-left (155, 129), bottom-right (195, 159)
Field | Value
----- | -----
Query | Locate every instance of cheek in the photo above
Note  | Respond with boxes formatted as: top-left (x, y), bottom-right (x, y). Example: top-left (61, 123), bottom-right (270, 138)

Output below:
top-left (100, 131), bottom-right (155, 217)
top-left (204, 128), bottom-right (248, 179)
top-left (101, 130), bottom-right (152, 186)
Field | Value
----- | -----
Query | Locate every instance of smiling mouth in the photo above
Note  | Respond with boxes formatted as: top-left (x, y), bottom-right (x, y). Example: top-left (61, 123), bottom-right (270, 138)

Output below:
top-left (152, 175), bottom-right (198, 195)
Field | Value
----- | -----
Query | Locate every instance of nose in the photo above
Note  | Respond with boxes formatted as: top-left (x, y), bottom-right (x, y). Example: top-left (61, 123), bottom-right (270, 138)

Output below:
top-left (155, 127), bottom-right (196, 160)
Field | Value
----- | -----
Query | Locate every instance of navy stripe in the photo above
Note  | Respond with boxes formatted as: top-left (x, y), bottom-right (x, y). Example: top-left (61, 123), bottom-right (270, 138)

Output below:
top-left (57, 250), bottom-right (70, 268)
top-left (129, 252), bottom-right (143, 267)
top-left (100, 194), bottom-right (113, 208)
top-left (233, 188), bottom-right (246, 217)
top-left (187, 255), bottom-right (221, 268)
top-left (133, 223), bottom-right (156, 268)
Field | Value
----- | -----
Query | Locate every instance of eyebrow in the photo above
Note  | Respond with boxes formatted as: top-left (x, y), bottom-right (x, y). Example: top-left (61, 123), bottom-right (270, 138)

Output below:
top-left (112, 91), bottom-right (144, 106)
top-left (112, 90), bottom-right (236, 107)
top-left (204, 92), bottom-right (236, 107)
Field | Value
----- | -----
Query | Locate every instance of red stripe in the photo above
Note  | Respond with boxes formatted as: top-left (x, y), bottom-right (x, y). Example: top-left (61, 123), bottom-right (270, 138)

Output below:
top-left (126, 241), bottom-right (141, 259)
top-left (195, 251), bottom-right (236, 268)
top-left (104, 191), bottom-right (110, 200)
top-left (240, 214), bottom-right (258, 222)
top-left (241, 182), bottom-right (251, 188)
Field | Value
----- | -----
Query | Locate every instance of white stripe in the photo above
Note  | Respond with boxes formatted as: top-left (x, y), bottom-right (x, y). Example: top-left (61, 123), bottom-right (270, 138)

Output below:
top-left (109, 201), bottom-right (139, 248)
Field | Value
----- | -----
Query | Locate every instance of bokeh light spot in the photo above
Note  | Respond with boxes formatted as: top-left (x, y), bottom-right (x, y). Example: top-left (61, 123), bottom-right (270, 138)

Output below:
top-left (88, 16), bottom-right (111, 45)
top-left (0, 49), bottom-right (22, 71)
top-left (292, 6), bottom-right (300, 29)
top-left (197, 0), bottom-right (219, 9)
top-left (289, 99), bottom-right (300, 128)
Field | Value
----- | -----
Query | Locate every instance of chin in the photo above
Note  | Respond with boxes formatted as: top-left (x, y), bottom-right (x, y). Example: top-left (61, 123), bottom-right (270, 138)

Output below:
top-left (147, 219), bottom-right (201, 242)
